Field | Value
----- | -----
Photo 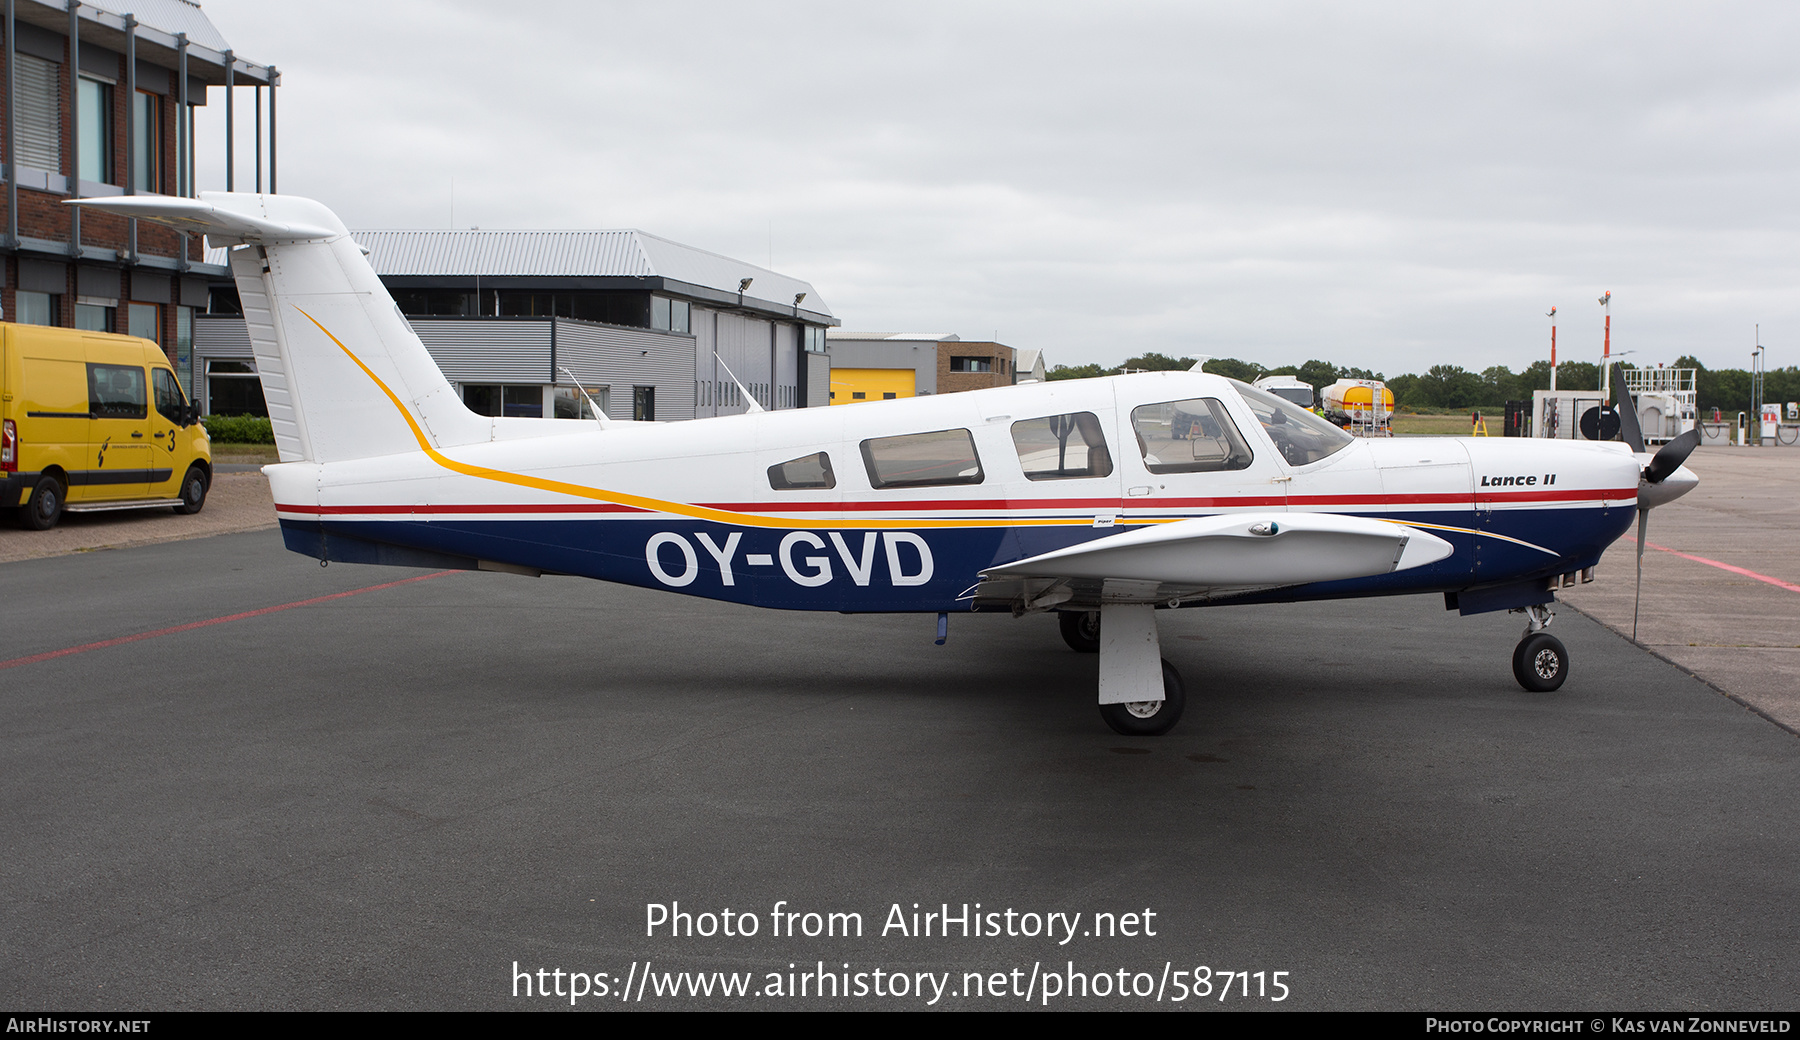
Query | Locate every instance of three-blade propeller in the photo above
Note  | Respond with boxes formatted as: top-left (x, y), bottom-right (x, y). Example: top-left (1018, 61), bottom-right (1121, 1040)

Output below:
top-left (1613, 365), bottom-right (1702, 640)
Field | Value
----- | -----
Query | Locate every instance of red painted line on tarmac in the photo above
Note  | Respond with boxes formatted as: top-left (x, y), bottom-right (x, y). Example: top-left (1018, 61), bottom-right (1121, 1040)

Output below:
top-left (1643, 541), bottom-right (1800, 594)
top-left (0, 571), bottom-right (457, 672)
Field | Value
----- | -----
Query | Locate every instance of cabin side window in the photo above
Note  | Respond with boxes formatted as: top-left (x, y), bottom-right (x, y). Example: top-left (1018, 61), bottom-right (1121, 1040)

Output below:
top-left (768, 452), bottom-right (836, 490)
top-left (88, 364), bottom-right (147, 420)
top-left (1129, 398), bottom-right (1253, 474)
top-left (860, 429), bottom-right (984, 489)
top-left (1010, 412), bottom-right (1113, 480)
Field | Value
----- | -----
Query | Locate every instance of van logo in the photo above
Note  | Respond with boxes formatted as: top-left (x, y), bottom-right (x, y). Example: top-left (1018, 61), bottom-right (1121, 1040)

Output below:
top-left (646, 531), bottom-right (934, 589)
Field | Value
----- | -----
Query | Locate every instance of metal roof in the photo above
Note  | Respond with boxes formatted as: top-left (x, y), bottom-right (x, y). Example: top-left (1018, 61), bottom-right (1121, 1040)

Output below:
top-left (15, 0), bottom-right (264, 82)
top-left (349, 228), bottom-right (833, 319)
top-left (83, 0), bottom-right (233, 51)
top-left (829, 331), bottom-right (959, 341)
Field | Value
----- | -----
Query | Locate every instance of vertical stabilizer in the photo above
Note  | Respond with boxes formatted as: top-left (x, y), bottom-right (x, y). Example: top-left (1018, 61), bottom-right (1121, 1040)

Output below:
top-left (67, 192), bottom-right (490, 463)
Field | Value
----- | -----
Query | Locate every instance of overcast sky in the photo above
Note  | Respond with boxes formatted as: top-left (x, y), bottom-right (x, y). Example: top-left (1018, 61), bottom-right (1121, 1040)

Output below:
top-left (185, 0), bottom-right (1800, 377)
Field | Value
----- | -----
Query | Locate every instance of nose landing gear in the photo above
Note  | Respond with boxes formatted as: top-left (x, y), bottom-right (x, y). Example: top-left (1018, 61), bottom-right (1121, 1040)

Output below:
top-left (1511, 603), bottom-right (1568, 692)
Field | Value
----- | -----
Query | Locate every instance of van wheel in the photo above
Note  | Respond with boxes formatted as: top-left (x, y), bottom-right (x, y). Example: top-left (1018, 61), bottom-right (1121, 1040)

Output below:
top-left (19, 476), bottom-right (65, 530)
top-left (172, 465), bottom-right (209, 515)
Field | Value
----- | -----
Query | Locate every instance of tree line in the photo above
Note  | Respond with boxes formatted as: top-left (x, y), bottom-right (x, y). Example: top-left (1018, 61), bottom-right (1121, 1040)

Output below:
top-left (1046, 353), bottom-right (1800, 415)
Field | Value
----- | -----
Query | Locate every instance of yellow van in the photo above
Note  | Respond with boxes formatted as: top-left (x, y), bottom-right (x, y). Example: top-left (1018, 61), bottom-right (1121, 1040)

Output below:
top-left (1, 322), bottom-right (211, 530)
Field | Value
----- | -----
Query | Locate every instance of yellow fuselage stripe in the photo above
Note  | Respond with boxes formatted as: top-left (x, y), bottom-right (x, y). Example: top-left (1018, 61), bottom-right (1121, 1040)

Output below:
top-left (294, 308), bottom-right (1561, 554)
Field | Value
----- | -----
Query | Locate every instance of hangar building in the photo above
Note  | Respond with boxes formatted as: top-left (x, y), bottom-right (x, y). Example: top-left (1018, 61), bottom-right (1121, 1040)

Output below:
top-left (197, 229), bottom-right (837, 421)
top-left (826, 330), bottom-right (1022, 403)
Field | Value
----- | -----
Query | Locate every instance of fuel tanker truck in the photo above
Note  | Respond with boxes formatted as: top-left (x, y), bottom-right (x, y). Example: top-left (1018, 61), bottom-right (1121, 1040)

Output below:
top-left (1322, 378), bottom-right (1394, 435)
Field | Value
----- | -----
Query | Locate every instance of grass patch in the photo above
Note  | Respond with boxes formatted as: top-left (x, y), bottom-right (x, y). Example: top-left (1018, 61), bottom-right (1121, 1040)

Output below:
top-left (1390, 413), bottom-right (1494, 436)
top-left (210, 443), bottom-right (280, 464)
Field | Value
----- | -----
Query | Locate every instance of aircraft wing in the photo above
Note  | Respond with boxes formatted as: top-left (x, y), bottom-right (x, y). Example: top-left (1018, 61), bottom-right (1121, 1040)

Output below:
top-left (978, 513), bottom-right (1453, 604)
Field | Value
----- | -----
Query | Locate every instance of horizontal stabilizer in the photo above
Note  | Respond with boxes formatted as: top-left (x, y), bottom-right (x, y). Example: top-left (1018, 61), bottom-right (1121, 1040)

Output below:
top-left (983, 513), bottom-right (1452, 587)
top-left (66, 193), bottom-right (341, 245)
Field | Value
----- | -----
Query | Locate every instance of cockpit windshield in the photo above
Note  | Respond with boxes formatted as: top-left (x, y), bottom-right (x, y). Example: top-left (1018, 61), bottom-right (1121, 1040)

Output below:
top-left (1229, 379), bottom-right (1354, 467)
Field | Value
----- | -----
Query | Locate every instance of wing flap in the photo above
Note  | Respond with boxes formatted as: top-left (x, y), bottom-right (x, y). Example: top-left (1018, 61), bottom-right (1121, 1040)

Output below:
top-left (982, 513), bottom-right (1453, 587)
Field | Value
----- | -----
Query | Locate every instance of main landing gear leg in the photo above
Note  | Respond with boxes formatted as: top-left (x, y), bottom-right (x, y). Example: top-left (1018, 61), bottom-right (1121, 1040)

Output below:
top-left (1511, 602), bottom-right (1568, 692)
top-left (1096, 603), bottom-right (1186, 736)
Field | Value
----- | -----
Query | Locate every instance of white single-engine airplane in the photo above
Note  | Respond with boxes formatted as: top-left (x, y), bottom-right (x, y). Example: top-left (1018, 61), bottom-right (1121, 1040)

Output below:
top-left (71, 193), bottom-right (1701, 735)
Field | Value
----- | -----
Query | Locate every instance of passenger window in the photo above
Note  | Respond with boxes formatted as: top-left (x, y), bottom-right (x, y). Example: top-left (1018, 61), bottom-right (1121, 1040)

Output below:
top-left (768, 452), bottom-right (835, 490)
top-left (153, 368), bottom-right (188, 424)
top-left (1011, 412), bottom-right (1113, 480)
top-left (861, 429), bottom-right (984, 489)
top-left (87, 363), bottom-right (147, 420)
top-left (1130, 398), bottom-right (1253, 473)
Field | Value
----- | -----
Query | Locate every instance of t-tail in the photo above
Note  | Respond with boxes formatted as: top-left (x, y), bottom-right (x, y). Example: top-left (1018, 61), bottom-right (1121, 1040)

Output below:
top-left (67, 192), bottom-right (490, 464)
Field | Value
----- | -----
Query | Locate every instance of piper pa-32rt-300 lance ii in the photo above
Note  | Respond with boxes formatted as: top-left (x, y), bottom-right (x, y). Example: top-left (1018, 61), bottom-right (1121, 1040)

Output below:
top-left (69, 192), bottom-right (1701, 736)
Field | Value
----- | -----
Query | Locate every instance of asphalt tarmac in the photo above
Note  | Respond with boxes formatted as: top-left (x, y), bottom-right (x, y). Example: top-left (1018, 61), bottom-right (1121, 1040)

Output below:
top-left (3, 528), bottom-right (1798, 1011)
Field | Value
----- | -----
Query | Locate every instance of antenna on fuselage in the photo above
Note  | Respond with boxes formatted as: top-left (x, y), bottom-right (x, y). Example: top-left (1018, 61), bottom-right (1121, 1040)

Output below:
top-left (714, 353), bottom-right (766, 414)
top-left (1188, 355), bottom-right (1215, 373)
top-left (557, 366), bottom-right (616, 430)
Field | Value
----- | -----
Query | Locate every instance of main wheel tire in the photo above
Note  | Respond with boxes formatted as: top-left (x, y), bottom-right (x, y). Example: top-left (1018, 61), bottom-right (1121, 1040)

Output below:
top-left (172, 465), bottom-right (209, 515)
top-left (1512, 632), bottom-right (1569, 692)
top-left (1059, 610), bottom-right (1101, 653)
top-left (1099, 659), bottom-right (1186, 736)
top-left (19, 475), bottom-right (65, 531)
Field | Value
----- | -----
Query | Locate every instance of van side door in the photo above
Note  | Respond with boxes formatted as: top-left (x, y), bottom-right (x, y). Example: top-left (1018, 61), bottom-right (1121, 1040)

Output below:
top-left (84, 362), bottom-right (152, 500)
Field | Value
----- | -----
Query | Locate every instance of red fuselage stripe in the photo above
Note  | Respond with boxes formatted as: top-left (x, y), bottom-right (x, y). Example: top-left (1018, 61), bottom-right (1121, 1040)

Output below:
top-left (273, 486), bottom-right (1637, 517)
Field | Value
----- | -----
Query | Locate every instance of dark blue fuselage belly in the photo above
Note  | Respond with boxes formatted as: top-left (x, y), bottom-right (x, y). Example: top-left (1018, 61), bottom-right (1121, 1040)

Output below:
top-left (279, 504), bottom-right (1633, 613)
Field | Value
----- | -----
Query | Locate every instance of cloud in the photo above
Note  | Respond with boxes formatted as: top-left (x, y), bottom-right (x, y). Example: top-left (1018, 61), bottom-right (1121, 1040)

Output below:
top-left (188, 0), bottom-right (1800, 373)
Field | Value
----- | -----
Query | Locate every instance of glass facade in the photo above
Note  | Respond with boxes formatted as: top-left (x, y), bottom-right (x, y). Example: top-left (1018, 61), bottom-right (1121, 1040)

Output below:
top-left (133, 92), bottom-right (160, 193)
top-left (78, 78), bottom-right (112, 185)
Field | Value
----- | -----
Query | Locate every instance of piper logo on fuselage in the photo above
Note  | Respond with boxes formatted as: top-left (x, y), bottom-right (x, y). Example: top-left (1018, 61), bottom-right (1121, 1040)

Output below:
top-left (1481, 473), bottom-right (1557, 487)
top-left (645, 531), bottom-right (935, 589)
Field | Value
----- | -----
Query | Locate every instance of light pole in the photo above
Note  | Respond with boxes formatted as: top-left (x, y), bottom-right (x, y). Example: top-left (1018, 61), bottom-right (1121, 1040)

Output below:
top-left (1547, 307), bottom-right (1558, 391)
top-left (1752, 326), bottom-right (1765, 448)
top-left (1598, 291), bottom-right (1612, 395)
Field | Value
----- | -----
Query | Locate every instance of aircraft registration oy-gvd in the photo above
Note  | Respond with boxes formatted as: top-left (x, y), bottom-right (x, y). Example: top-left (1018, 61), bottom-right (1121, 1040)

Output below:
top-left (70, 193), bottom-right (1700, 736)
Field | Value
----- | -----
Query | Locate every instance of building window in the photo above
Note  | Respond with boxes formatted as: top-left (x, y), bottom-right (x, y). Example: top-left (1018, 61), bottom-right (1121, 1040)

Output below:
top-left (174, 307), bottom-right (195, 395)
top-left (883, 392), bottom-right (897, 400)
top-left (14, 54), bottom-right (62, 172)
top-left (392, 289), bottom-right (477, 316)
top-left (462, 384), bottom-right (544, 418)
top-left (650, 296), bottom-right (690, 333)
top-left (633, 386), bottom-right (656, 421)
top-left (851, 392), bottom-right (866, 400)
top-left (78, 78), bottom-right (114, 185)
top-left (803, 326), bottom-right (827, 354)
top-left (554, 385), bottom-right (608, 420)
top-left (134, 92), bottom-right (160, 193)
top-left (950, 356), bottom-right (992, 373)
top-left (206, 360), bottom-right (267, 416)
top-left (15, 292), bottom-right (59, 327)
top-left (128, 302), bottom-right (160, 343)
top-left (74, 303), bottom-right (114, 332)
